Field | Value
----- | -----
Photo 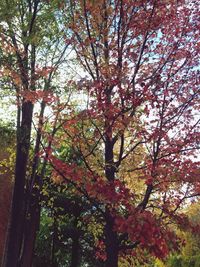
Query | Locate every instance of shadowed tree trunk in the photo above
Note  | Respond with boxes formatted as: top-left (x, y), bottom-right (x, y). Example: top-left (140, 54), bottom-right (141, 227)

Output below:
top-left (4, 101), bottom-right (34, 267)
top-left (105, 211), bottom-right (119, 267)
top-left (20, 175), bottom-right (42, 267)
top-left (70, 235), bottom-right (80, 267)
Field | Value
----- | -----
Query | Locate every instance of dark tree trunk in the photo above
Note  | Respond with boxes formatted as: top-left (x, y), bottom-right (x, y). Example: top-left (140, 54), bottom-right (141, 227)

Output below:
top-left (70, 236), bottom-right (80, 267)
top-left (4, 101), bottom-right (33, 267)
top-left (20, 176), bottom-right (41, 267)
top-left (19, 102), bottom-right (45, 267)
top-left (104, 212), bottom-right (119, 267)
top-left (20, 201), bottom-right (40, 267)
top-left (51, 215), bottom-right (57, 267)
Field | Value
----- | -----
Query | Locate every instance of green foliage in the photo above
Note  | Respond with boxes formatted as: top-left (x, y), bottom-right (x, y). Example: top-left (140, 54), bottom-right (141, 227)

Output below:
top-left (0, 122), bottom-right (15, 176)
top-left (167, 255), bottom-right (183, 267)
top-left (165, 202), bottom-right (200, 267)
top-left (33, 211), bottom-right (53, 267)
top-left (182, 203), bottom-right (200, 257)
top-left (34, 175), bottom-right (104, 267)
top-left (167, 254), bottom-right (200, 267)
top-left (0, 123), bottom-right (15, 147)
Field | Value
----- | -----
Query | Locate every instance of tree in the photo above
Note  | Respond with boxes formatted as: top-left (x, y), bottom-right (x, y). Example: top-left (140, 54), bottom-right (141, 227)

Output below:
top-left (0, 1), bottom-right (70, 266)
top-left (45, 1), bottom-right (200, 266)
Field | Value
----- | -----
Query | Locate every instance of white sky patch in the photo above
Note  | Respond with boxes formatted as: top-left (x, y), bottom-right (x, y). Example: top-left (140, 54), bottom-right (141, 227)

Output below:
top-left (0, 94), bottom-right (16, 126)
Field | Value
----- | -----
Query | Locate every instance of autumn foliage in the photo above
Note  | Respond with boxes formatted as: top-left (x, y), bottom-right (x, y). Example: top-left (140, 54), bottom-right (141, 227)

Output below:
top-left (42, 1), bottom-right (200, 266)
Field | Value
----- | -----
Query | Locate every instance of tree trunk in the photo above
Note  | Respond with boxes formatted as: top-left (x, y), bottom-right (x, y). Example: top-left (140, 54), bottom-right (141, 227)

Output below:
top-left (20, 102), bottom-right (45, 267)
top-left (70, 236), bottom-right (80, 267)
top-left (104, 88), bottom-right (119, 267)
top-left (20, 178), bottom-right (41, 267)
top-left (50, 215), bottom-right (57, 267)
top-left (105, 213), bottom-right (119, 267)
top-left (4, 101), bottom-right (33, 267)
top-left (20, 201), bottom-right (40, 267)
